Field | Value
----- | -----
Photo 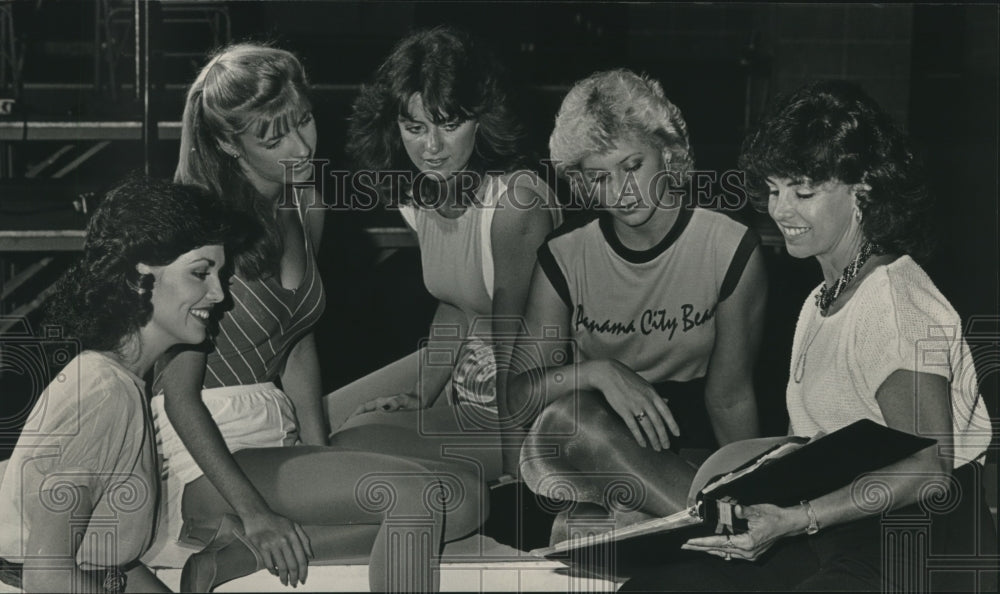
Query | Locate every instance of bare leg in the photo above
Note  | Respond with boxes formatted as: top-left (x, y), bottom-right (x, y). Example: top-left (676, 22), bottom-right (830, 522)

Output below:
top-left (330, 406), bottom-right (505, 482)
top-left (182, 447), bottom-right (487, 591)
top-left (520, 391), bottom-right (698, 520)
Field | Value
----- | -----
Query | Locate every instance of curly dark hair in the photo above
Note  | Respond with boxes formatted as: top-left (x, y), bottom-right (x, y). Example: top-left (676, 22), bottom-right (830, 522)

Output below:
top-left (43, 177), bottom-right (245, 354)
top-left (346, 26), bottom-right (527, 204)
top-left (739, 80), bottom-right (934, 261)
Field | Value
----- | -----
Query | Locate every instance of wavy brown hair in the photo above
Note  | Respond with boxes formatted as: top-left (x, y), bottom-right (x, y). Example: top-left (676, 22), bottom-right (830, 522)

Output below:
top-left (346, 26), bottom-right (527, 205)
top-left (740, 80), bottom-right (934, 260)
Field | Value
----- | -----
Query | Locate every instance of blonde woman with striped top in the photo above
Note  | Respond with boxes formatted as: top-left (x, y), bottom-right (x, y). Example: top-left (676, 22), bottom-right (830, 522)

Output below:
top-left (146, 44), bottom-right (484, 593)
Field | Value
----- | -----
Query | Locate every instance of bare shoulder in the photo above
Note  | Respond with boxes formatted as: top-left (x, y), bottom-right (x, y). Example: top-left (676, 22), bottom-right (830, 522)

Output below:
top-left (493, 170), bottom-right (558, 230)
top-left (497, 170), bottom-right (557, 206)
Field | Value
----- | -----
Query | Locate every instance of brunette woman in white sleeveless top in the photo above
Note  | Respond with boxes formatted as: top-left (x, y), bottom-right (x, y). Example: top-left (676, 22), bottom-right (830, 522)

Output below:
top-left (327, 26), bottom-right (561, 482)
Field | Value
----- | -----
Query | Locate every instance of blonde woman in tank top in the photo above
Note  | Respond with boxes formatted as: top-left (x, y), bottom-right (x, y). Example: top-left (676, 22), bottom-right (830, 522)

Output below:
top-left (150, 44), bottom-right (485, 593)
top-left (327, 26), bottom-right (561, 482)
top-left (512, 70), bottom-right (767, 537)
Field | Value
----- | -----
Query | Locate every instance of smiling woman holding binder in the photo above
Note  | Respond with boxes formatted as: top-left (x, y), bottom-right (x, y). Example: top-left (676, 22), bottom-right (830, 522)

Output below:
top-left (622, 81), bottom-right (996, 592)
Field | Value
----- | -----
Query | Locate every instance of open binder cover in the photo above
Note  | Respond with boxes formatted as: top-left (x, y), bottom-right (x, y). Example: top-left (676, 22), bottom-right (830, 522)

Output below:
top-left (532, 419), bottom-right (936, 566)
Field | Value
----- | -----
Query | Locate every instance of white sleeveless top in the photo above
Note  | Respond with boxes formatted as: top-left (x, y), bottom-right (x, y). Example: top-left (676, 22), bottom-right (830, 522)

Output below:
top-left (399, 172), bottom-right (562, 408)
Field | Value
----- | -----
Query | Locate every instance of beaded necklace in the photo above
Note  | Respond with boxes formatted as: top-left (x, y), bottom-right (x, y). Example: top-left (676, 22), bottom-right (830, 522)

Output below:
top-left (815, 241), bottom-right (881, 315)
top-left (794, 241), bottom-right (882, 384)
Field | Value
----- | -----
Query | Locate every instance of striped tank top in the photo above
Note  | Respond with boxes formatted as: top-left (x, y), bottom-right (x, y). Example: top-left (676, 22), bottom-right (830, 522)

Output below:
top-left (203, 207), bottom-right (326, 388)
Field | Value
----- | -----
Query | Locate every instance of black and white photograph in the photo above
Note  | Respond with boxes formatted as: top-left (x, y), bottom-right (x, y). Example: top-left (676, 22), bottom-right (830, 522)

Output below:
top-left (0, 1), bottom-right (997, 592)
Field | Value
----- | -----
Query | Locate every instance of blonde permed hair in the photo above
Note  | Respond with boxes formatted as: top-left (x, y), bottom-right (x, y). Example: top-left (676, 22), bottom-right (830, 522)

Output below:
top-left (549, 69), bottom-right (694, 185)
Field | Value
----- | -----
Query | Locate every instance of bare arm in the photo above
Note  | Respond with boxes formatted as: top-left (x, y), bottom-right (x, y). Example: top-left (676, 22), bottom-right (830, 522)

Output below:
top-left (416, 300), bottom-right (469, 408)
top-left (346, 301), bottom-right (469, 418)
top-left (279, 189), bottom-right (328, 444)
top-left (507, 263), bottom-right (673, 443)
top-left (160, 348), bottom-right (271, 518)
top-left (159, 347), bottom-right (311, 582)
top-left (509, 263), bottom-right (658, 415)
top-left (280, 332), bottom-right (328, 445)
top-left (507, 262), bottom-right (577, 417)
top-left (490, 177), bottom-right (556, 476)
top-left (808, 370), bottom-right (953, 528)
top-left (703, 245), bottom-right (766, 445)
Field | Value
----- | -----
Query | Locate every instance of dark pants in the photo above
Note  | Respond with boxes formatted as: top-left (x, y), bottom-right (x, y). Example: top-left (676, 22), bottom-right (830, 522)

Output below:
top-left (652, 378), bottom-right (716, 451)
top-left (621, 462), bottom-right (999, 592)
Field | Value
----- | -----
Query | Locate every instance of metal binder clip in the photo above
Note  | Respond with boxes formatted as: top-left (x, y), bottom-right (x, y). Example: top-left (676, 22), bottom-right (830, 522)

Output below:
top-left (714, 496), bottom-right (736, 534)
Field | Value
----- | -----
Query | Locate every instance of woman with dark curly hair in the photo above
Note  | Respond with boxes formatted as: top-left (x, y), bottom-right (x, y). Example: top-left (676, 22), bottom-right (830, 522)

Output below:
top-left (148, 43), bottom-right (485, 593)
top-left (326, 26), bottom-right (561, 481)
top-left (0, 177), bottom-right (236, 593)
top-left (622, 80), bottom-right (995, 592)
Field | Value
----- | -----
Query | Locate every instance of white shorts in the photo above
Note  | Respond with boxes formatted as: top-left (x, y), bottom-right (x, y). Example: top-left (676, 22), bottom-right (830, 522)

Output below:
top-left (142, 383), bottom-right (299, 568)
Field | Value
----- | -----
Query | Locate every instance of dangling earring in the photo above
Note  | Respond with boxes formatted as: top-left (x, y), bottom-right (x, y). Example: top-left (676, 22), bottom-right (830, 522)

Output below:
top-left (854, 205), bottom-right (863, 223)
top-left (132, 272), bottom-right (153, 296)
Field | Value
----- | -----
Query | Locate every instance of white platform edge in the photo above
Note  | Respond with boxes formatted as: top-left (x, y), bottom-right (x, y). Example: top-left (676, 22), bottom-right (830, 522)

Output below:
top-left (155, 560), bottom-right (623, 593)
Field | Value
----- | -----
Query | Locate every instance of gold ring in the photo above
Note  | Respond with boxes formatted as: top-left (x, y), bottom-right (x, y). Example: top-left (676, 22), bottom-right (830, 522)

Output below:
top-left (634, 412), bottom-right (648, 422)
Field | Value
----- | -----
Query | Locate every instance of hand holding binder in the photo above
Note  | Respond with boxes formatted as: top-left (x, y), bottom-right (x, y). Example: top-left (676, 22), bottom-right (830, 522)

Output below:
top-left (680, 502), bottom-right (806, 562)
top-left (533, 419), bottom-right (936, 572)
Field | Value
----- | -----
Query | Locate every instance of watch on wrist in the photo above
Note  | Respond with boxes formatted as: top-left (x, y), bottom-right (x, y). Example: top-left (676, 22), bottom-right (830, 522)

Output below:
top-left (799, 500), bottom-right (820, 535)
top-left (103, 568), bottom-right (127, 593)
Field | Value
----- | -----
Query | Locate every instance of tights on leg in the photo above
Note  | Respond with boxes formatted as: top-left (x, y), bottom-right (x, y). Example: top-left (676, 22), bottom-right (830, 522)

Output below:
top-left (521, 391), bottom-right (698, 521)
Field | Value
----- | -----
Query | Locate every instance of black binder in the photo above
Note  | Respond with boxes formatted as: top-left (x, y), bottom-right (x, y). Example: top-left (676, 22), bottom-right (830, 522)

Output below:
top-left (532, 419), bottom-right (937, 575)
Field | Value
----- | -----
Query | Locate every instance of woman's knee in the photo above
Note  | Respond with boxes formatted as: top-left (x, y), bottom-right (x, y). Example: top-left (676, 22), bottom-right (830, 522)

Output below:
top-left (526, 392), bottom-right (592, 442)
top-left (559, 391), bottom-right (623, 456)
top-left (365, 457), bottom-right (486, 535)
top-left (520, 400), bottom-right (573, 492)
top-left (520, 392), bottom-right (609, 488)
